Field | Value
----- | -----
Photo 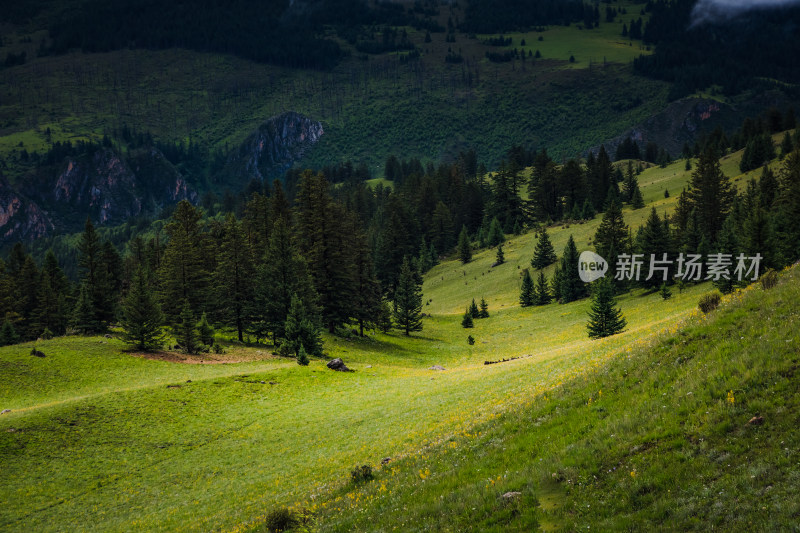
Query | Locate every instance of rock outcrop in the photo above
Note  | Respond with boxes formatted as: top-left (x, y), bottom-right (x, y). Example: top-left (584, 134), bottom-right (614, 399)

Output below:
top-left (223, 111), bottom-right (323, 184)
top-left (0, 174), bottom-right (53, 243)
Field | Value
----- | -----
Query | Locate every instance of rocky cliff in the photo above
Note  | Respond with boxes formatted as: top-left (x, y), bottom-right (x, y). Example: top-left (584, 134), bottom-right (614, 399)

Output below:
top-left (0, 174), bottom-right (53, 243)
top-left (223, 111), bottom-right (323, 185)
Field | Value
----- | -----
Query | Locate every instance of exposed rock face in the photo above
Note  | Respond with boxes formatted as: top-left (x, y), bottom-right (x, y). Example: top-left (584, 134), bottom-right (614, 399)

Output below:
top-left (590, 90), bottom-right (793, 159)
top-left (2, 146), bottom-right (196, 245)
top-left (224, 111), bottom-right (323, 184)
top-left (0, 174), bottom-right (53, 243)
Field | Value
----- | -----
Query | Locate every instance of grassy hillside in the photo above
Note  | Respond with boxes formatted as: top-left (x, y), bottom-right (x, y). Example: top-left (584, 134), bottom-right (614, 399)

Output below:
top-left (306, 264), bottom-right (800, 532)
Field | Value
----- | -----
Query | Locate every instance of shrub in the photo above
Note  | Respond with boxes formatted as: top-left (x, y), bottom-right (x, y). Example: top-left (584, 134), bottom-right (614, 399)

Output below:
top-left (263, 507), bottom-right (299, 532)
top-left (351, 464), bottom-right (374, 484)
top-left (41, 328), bottom-right (54, 340)
top-left (297, 346), bottom-right (310, 366)
top-left (212, 343), bottom-right (224, 354)
top-left (698, 291), bottom-right (722, 314)
top-left (468, 335), bottom-right (475, 345)
top-left (760, 269), bottom-right (779, 290)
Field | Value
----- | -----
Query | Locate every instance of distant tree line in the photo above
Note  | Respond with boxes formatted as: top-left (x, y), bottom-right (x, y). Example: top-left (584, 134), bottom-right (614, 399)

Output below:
top-left (462, 0), bottom-right (597, 33)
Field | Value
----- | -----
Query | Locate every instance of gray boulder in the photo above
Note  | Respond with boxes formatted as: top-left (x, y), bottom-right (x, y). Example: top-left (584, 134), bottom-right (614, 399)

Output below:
top-left (327, 358), bottom-right (351, 372)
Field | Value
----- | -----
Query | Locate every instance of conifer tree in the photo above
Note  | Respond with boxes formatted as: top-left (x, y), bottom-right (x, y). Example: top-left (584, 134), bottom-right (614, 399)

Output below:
top-left (120, 268), bottom-right (165, 351)
top-left (159, 201), bottom-right (209, 324)
top-left (250, 218), bottom-right (319, 343)
top-left (196, 312), bottom-right (215, 347)
top-left (173, 301), bottom-right (199, 354)
top-left (0, 319), bottom-right (19, 346)
top-left (479, 297), bottom-right (489, 318)
top-left (780, 132), bottom-right (793, 158)
top-left (457, 226), bottom-right (472, 264)
top-left (531, 229), bottom-right (557, 269)
top-left (282, 294), bottom-right (323, 357)
top-left (461, 308), bottom-right (474, 328)
top-left (417, 237), bottom-right (432, 273)
top-left (393, 257), bottom-right (423, 335)
top-left (495, 244), bottom-right (505, 265)
top-left (296, 345), bottom-right (310, 366)
top-left (519, 269), bottom-right (535, 307)
top-left (72, 283), bottom-right (101, 334)
top-left (214, 214), bottom-right (255, 341)
top-left (429, 242), bottom-right (439, 268)
top-left (560, 235), bottom-right (587, 303)
top-left (487, 217), bottom-right (505, 247)
top-left (630, 183), bottom-right (645, 209)
top-left (594, 200), bottom-right (629, 278)
top-left (637, 208), bottom-right (670, 289)
top-left (587, 277), bottom-right (627, 339)
top-left (551, 265), bottom-right (564, 302)
top-left (660, 282), bottom-right (672, 300)
top-left (581, 198), bottom-right (596, 220)
top-left (688, 146), bottom-right (736, 242)
top-left (535, 271), bottom-right (551, 305)
top-left (469, 298), bottom-right (480, 318)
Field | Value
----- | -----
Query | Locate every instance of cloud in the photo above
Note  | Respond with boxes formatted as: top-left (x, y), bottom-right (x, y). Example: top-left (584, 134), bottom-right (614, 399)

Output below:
top-left (690, 0), bottom-right (800, 27)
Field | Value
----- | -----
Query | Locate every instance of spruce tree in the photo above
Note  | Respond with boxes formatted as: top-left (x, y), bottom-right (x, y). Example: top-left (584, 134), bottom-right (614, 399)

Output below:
top-left (77, 217), bottom-right (109, 330)
top-left (587, 277), bottom-right (627, 339)
top-left (429, 242), bottom-right (439, 267)
top-left (531, 229), bottom-right (557, 269)
top-left (393, 257), bottom-right (423, 335)
top-left (296, 345), bottom-right (310, 366)
top-left (688, 146), bottom-right (736, 242)
top-left (551, 265), bottom-right (564, 302)
top-left (214, 214), bottom-right (254, 342)
top-left (469, 298), bottom-right (480, 318)
top-left (173, 301), bottom-right (199, 354)
top-left (660, 282), bottom-right (672, 300)
top-left (581, 198), bottom-right (596, 220)
top-left (630, 183), bottom-right (645, 209)
top-left (519, 269), bottom-right (535, 307)
top-left (0, 319), bottom-right (19, 346)
top-left (781, 132), bottom-right (793, 158)
top-left (72, 283), bottom-right (101, 334)
top-left (479, 297), bottom-right (489, 318)
top-left (196, 312), bottom-right (215, 347)
top-left (535, 271), bottom-right (551, 305)
top-left (159, 201), bottom-right (209, 325)
top-left (495, 244), bottom-right (505, 265)
top-left (250, 218), bottom-right (319, 343)
top-left (560, 235), bottom-right (587, 303)
top-left (636, 208), bottom-right (670, 289)
top-left (461, 309), bottom-right (474, 328)
top-left (594, 200), bottom-right (630, 277)
top-left (120, 268), bottom-right (165, 351)
top-left (283, 294), bottom-right (323, 357)
top-left (487, 217), bottom-right (505, 247)
top-left (457, 226), bottom-right (472, 264)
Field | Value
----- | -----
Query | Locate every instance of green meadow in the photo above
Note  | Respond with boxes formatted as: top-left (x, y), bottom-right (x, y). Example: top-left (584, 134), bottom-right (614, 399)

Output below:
top-left (1, 159), bottom-right (722, 532)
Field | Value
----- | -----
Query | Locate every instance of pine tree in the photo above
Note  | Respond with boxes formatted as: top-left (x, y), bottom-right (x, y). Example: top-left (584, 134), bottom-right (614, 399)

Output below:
top-left (196, 312), bottom-right (215, 347)
top-left (0, 319), bottom-right (19, 346)
top-left (560, 235), bottom-right (587, 303)
top-left (531, 228), bottom-right (557, 269)
top-left (393, 257), bottom-right (423, 335)
top-left (581, 198), bottom-right (596, 220)
top-left (487, 217), bottom-right (505, 247)
top-left (593, 200), bottom-right (629, 277)
top-left (461, 308), bottom-right (474, 328)
top-left (214, 214), bottom-right (254, 342)
top-left (429, 242), bottom-right (439, 267)
top-left (120, 268), bottom-right (165, 351)
top-left (551, 265), bottom-right (564, 302)
top-left (781, 132), bottom-right (793, 158)
top-left (72, 283), bottom-right (101, 334)
top-left (479, 298), bottom-right (489, 318)
top-left (250, 218), bottom-right (319, 343)
top-left (630, 183), bottom-right (645, 209)
top-left (77, 217), bottom-right (107, 330)
top-left (688, 146), bottom-right (736, 242)
top-left (636, 208), bottom-right (671, 289)
top-left (417, 237), bottom-right (432, 273)
top-left (296, 345), bottom-right (310, 366)
top-left (660, 282), bottom-right (672, 300)
top-left (457, 226), bottom-right (472, 264)
top-left (282, 294), bottom-right (323, 357)
top-left (519, 269), bottom-right (535, 307)
top-left (159, 201), bottom-right (209, 325)
top-left (172, 301), bottom-right (199, 354)
top-left (469, 298), bottom-right (480, 318)
top-left (587, 277), bottom-right (627, 339)
top-left (535, 271), bottom-right (551, 305)
top-left (495, 244), bottom-right (505, 265)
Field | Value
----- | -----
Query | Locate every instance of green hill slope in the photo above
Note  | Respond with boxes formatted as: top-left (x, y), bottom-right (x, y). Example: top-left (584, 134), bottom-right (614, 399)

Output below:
top-left (311, 265), bottom-right (800, 532)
